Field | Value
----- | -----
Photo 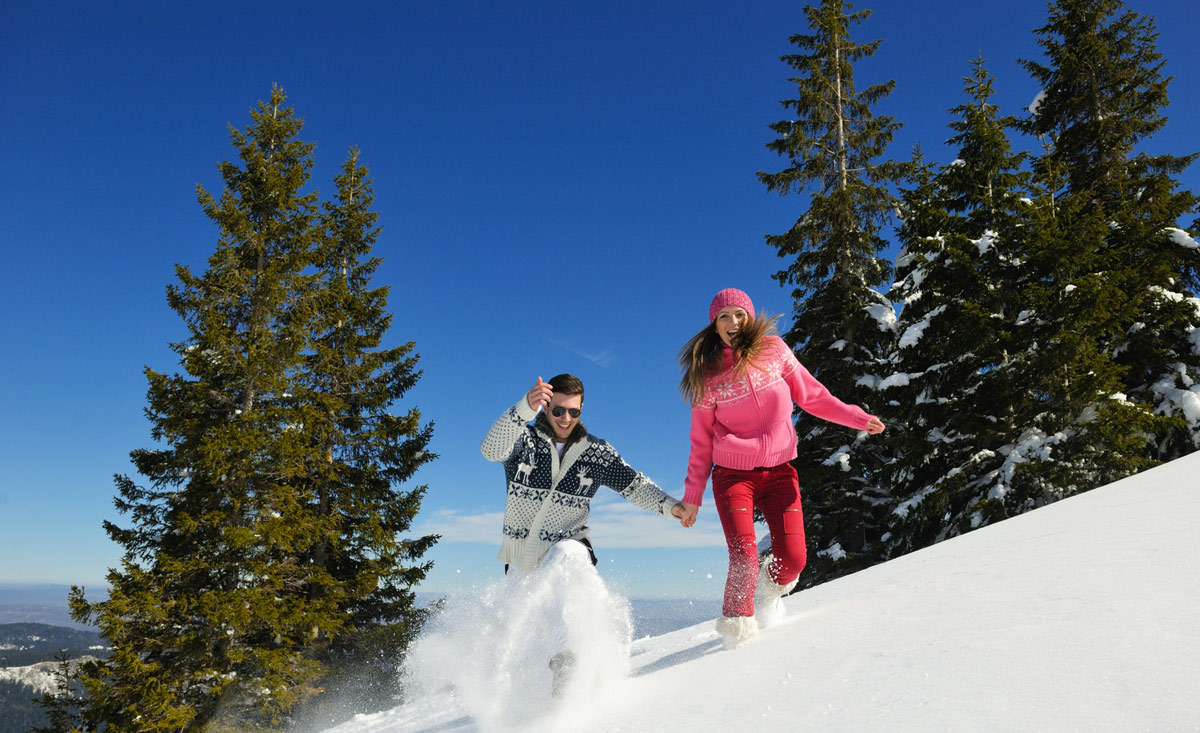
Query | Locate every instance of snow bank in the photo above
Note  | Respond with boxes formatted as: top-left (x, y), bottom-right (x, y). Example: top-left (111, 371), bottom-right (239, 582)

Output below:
top-left (329, 452), bottom-right (1200, 732)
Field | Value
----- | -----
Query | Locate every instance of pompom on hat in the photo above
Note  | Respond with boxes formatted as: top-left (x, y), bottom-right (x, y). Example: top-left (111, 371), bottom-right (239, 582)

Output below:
top-left (708, 288), bottom-right (755, 323)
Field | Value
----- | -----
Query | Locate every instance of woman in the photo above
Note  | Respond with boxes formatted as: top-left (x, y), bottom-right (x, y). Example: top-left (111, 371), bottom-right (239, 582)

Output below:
top-left (677, 288), bottom-right (885, 649)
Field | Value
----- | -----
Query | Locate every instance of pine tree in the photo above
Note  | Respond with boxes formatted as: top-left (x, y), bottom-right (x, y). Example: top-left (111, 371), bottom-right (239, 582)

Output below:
top-left (70, 87), bottom-right (436, 730)
top-left (291, 148), bottom-right (437, 723)
top-left (1006, 0), bottom-right (1200, 499)
top-left (32, 650), bottom-right (83, 733)
top-left (757, 0), bottom-right (906, 586)
top-left (882, 58), bottom-right (1032, 555)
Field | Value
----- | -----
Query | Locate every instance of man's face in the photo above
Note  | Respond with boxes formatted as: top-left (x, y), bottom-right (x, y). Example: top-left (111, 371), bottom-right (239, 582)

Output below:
top-left (546, 392), bottom-right (583, 441)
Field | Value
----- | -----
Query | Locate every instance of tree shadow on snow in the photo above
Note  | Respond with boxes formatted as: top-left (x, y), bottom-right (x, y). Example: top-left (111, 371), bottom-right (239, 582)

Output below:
top-left (632, 638), bottom-right (723, 677)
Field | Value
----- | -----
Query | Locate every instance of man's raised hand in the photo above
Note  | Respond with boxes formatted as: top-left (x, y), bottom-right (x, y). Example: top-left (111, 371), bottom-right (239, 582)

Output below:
top-left (526, 376), bottom-right (553, 412)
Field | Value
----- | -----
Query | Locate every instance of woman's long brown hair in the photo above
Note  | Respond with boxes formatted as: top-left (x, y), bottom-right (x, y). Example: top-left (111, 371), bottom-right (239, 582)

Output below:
top-left (678, 312), bottom-right (781, 406)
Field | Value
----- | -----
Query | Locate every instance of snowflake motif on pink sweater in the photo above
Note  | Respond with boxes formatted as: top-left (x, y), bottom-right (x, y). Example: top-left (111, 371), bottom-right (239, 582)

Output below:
top-left (699, 340), bottom-right (797, 409)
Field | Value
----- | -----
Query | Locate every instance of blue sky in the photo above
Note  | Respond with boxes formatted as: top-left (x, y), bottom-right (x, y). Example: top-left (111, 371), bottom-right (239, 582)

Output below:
top-left (3, 0), bottom-right (1197, 600)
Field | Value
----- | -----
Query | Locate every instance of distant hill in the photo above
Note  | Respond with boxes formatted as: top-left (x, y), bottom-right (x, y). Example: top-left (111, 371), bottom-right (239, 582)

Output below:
top-left (0, 622), bottom-right (108, 733)
top-left (0, 623), bottom-right (106, 667)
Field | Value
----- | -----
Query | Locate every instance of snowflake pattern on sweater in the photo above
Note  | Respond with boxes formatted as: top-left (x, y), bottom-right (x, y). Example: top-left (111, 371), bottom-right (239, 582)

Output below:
top-left (481, 399), bottom-right (679, 572)
top-left (698, 337), bottom-right (797, 410)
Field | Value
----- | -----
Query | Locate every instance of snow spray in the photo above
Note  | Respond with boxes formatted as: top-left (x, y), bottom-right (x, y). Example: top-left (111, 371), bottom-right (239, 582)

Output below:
top-left (400, 544), bottom-right (633, 731)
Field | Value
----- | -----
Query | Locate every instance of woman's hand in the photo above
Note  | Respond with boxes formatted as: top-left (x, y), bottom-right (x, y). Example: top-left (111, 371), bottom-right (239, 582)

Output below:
top-left (672, 502), bottom-right (700, 528)
top-left (864, 417), bottom-right (885, 435)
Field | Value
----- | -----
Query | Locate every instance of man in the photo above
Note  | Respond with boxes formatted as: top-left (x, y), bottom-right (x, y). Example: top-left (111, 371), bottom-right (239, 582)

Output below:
top-left (482, 373), bottom-right (688, 572)
top-left (481, 373), bottom-right (687, 696)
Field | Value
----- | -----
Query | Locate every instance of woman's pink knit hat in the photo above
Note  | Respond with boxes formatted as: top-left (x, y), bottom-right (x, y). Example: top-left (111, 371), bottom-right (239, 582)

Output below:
top-left (708, 288), bottom-right (755, 322)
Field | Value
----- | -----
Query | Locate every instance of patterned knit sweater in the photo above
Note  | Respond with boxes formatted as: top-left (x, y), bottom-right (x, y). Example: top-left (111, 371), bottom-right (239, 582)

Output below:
top-left (683, 335), bottom-right (876, 506)
top-left (482, 398), bottom-right (680, 572)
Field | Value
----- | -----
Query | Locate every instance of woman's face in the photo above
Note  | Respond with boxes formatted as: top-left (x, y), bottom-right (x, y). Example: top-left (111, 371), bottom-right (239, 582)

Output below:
top-left (715, 306), bottom-right (749, 347)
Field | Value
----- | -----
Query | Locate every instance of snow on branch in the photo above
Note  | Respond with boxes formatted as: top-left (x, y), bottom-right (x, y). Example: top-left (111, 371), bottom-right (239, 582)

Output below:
top-left (1028, 89), bottom-right (1046, 116)
top-left (866, 302), bottom-right (899, 333)
top-left (899, 305), bottom-right (947, 349)
top-left (1165, 227), bottom-right (1199, 250)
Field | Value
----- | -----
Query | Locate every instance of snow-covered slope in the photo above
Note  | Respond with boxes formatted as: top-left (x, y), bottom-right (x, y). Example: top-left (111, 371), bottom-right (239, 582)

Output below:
top-left (0, 656), bottom-right (98, 696)
top-left (329, 453), bottom-right (1200, 732)
top-left (0, 659), bottom-right (66, 696)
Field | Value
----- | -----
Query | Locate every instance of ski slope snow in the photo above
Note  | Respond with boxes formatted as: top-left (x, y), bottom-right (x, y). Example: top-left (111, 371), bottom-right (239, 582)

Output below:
top-left (326, 452), bottom-right (1200, 732)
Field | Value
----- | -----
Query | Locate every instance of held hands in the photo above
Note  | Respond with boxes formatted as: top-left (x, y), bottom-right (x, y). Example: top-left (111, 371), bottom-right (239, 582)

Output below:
top-left (864, 417), bottom-right (886, 435)
top-left (526, 377), bottom-right (553, 412)
top-left (671, 502), bottom-right (699, 528)
top-left (525, 373), bottom-right (721, 532)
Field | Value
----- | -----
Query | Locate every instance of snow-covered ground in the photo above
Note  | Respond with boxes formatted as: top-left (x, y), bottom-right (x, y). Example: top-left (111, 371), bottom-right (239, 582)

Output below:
top-left (328, 452), bottom-right (1200, 732)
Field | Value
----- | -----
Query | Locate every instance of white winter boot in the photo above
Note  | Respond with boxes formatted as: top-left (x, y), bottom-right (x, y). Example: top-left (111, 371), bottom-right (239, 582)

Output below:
top-left (715, 614), bottom-right (759, 650)
top-left (754, 555), bottom-right (799, 629)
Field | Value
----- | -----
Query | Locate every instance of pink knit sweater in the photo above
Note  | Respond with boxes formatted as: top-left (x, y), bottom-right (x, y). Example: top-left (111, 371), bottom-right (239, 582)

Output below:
top-left (683, 336), bottom-right (876, 506)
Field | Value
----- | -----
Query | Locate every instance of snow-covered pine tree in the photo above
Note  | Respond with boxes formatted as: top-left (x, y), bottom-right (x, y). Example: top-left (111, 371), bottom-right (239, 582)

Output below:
top-left (757, 0), bottom-right (906, 586)
top-left (1005, 0), bottom-right (1200, 499)
top-left (881, 58), bottom-right (1033, 556)
top-left (983, 153), bottom-right (1161, 507)
top-left (69, 87), bottom-right (436, 731)
top-left (290, 148), bottom-right (437, 723)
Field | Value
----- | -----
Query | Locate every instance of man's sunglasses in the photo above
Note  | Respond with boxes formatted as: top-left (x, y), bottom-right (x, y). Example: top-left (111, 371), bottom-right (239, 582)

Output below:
top-left (550, 406), bottom-right (581, 418)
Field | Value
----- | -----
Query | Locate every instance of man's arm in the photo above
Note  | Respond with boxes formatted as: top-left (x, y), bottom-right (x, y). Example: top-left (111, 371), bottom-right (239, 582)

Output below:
top-left (481, 378), bottom-right (554, 462)
top-left (601, 446), bottom-right (684, 521)
top-left (481, 398), bottom-right (539, 462)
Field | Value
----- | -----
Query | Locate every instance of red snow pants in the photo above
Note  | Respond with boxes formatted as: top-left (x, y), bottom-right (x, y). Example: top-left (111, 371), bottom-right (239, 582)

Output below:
top-left (711, 462), bottom-right (806, 618)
